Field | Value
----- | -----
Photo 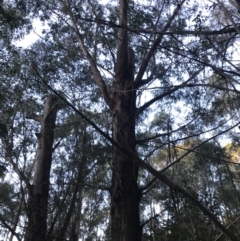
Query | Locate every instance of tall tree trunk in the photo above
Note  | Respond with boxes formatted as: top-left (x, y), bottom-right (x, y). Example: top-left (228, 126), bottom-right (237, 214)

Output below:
top-left (25, 95), bottom-right (59, 241)
top-left (111, 99), bottom-right (141, 241)
top-left (110, 11), bottom-right (142, 237)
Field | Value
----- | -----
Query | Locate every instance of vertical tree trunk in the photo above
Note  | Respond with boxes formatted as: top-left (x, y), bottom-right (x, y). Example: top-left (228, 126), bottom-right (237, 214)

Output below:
top-left (110, 17), bottom-right (142, 238)
top-left (68, 190), bottom-right (83, 241)
top-left (9, 197), bottom-right (23, 241)
top-left (111, 101), bottom-right (141, 241)
top-left (25, 95), bottom-right (59, 241)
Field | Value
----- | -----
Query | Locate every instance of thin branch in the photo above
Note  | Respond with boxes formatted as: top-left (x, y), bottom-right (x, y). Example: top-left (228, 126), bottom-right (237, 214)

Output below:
top-left (5, 156), bottom-right (31, 190)
top-left (181, 83), bottom-right (240, 92)
top-left (57, 0), bottom-right (114, 110)
top-left (138, 156), bottom-right (239, 241)
top-left (159, 120), bottom-right (240, 173)
top-left (26, 113), bottom-right (42, 122)
top-left (134, 65), bottom-right (171, 89)
top-left (139, 81), bottom-right (240, 94)
top-left (136, 118), bottom-right (196, 144)
top-left (140, 176), bottom-right (158, 192)
top-left (206, 34), bottom-right (239, 72)
top-left (34, 67), bottom-right (239, 241)
top-left (215, 216), bottom-right (240, 241)
top-left (175, 145), bottom-right (240, 165)
top-left (0, 214), bottom-right (21, 241)
top-left (140, 213), bottom-right (161, 228)
top-left (216, 0), bottom-right (240, 34)
top-left (135, 0), bottom-right (186, 84)
top-left (72, 14), bottom-right (240, 36)
top-left (136, 68), bottom-right (203, 116)
top-left (161, 44), bottom-right (240, 78)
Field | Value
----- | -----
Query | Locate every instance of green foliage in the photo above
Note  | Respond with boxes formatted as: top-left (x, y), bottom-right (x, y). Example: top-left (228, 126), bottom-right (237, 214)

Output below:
top-left (0, 0), bottom-right (240, 240)
top-left (140, 141), bottom-right (240, 240)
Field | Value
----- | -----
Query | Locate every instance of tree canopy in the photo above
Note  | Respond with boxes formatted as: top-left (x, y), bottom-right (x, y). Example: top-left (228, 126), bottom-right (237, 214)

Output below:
top-left (1, 0), bottom-right (240, 240)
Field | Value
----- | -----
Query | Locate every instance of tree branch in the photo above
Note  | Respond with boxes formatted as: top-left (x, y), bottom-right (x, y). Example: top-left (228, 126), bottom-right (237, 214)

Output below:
top-left (71, 14), bottom-right (240, 36)
top-left (136, 121), bottom-right (191, 144)
top-left (140, 213), bottom-right (162, 228)
top-left (57, 0), bottom-right (115, 110)
top-left (135, 0), bottom-right (186, 84)
top-left (140, 176), bottom-right (158, 193)
top-left (159, 120), bottom-right (240, 173)
top-left (214, 216), bottom-right (240, 241)
top-left (138, 155), bottom-right (239, 241)
top-left (161, 44), bottom-right (240, 78)
top-left (5, 155), bottom-right (31, 191)
top-left (34, 67), bottom-right (239, 241)
top-left (136, 68), bottom-right (203, 116)
top-left (134, 65), bottom-right (171, 89)
top-left (26, 113), bottom-right (42, 122)
top-left (216, 0), bottom-right (240, 34)
top-left (84, 183), bottom-right (110, 191)
top-left (0, 214), bottom-right (21, 241)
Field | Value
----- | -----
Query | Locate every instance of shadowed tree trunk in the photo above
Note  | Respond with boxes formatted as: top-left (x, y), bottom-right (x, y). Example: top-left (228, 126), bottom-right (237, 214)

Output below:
top-left (29, 0), bottom-right (240, 240)
top-left (110, 5), bottom-right (142, 237)
top-left (55, 0), bottom-right (142, 238)
top-left (24, 95), bottom-right (60, 241)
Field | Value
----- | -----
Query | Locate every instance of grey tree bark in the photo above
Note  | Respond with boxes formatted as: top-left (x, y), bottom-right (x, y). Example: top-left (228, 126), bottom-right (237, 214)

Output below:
top-left (24, 95), bottom-right (60, 241)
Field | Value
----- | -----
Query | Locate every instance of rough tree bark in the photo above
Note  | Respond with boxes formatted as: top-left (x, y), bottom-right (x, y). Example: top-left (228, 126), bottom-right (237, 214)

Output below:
top-left (110, 0), bottom-right (141, 238)
top-left (24, 95), bottom-right (60, 241)
top-left (110, 46), bottom-right (141, 240)
top-left (51, 0), bottom-right (240, 239)
top-left (56, 0), bottom-right (141, 237)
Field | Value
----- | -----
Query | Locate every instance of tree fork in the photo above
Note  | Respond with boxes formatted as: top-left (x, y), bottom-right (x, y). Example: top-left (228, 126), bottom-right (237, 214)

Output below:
top-left (37, 69), bottom-right (239, 241)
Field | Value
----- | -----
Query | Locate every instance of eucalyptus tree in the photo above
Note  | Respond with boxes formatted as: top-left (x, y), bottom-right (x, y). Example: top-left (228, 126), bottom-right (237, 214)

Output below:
top-left (0, 86), bottom-right (110, 241)
top-left (45, 117), bottom-right (111, 241)
top-left (141, 140), bottom-right (240, 240)
top-left (0, 38), bottom-right (110, 241)
top-left (2, 0), bottom-right (240, 240)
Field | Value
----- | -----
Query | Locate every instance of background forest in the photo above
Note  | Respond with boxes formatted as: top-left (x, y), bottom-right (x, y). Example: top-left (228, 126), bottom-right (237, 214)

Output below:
top-left (1, 0), bottom-right (240, 240)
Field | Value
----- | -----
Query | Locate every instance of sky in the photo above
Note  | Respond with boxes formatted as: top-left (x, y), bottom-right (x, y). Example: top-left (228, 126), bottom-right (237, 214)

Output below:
top-left (7, 1), bottom-right (240, 240)
top-left (15, 19), bottom-right (43, 48)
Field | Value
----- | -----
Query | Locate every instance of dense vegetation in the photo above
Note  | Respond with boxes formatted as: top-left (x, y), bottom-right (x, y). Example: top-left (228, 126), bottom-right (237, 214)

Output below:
top-left (1, 0), bottom-right (240, 240)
